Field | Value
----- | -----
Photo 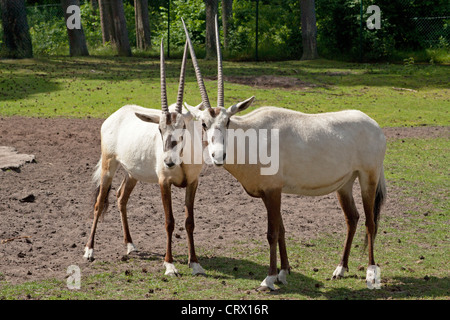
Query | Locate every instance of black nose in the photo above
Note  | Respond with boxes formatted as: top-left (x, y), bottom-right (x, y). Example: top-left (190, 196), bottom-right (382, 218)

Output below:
top-left (165, 161), bottom-right (175, 168)
top-left (211, 152), bottom-right (226, 160)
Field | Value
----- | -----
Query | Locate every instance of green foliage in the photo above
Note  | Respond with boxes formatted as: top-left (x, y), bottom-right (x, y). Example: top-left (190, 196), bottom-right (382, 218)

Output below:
top-left (316, 0), bottom-right (449, 61)
top-left (316, 0), bottom-right (395, 61)
top-left (27, 5), bottom-right (67, 55)
top-left (123, 1), bottom-right (137, 48)
top-left (19, 0), bottom-right (450, 61)
top-left (228, 0), bottom-right (301, 60)
top-left (79, 2), bottom-right (102, 49)
top-left (159, 0), bottom-right (207, 52)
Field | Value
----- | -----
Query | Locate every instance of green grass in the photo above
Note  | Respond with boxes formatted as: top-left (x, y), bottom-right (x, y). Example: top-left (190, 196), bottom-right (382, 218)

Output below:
top-left (0, 57), bottom-right (448, 127)
top-left (391, 48), bottom-right (450, 65)
top-left (0, 57), bottom-right (448, 300)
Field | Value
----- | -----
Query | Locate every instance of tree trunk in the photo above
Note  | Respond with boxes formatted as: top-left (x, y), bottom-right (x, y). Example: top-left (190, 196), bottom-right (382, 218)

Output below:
top-left (98, 0), bottom-right (114, 45)
top-left (221, 0), bottom-right (232, 50)
top-left (110, 0), bottom-right (131, 56)
top-left (61, 0), bottom-right (89, 57)
top-left (204, 0), bottom-right (218, 60)
top-left (300, 0), bottom-right (319, 60)
top-left (0, 0), bottom-right (32, 58)
top-left (99, 0), bottom-right (131, 56)
top-left (134, 0), bottom-right (151, 50)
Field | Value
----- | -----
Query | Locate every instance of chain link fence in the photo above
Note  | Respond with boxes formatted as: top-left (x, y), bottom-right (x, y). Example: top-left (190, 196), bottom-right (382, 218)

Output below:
top-left (413, 16), bottom-right (450, 47)
top-left (0, 0), bottom-right (449, 60)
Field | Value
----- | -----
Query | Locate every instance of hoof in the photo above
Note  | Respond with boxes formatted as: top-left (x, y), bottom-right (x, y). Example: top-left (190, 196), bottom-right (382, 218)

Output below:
top-left (190, 262), bottom-right (206, 276)
top-left (277, 269), bottom-right (289, 285)
top-left (332, 265), bottom-right (347, 279)
top-left (259, 275), bottom-right (277, 291)
top-left (366, 265), bottom-right (381, 289)
top-left (126, 243), bottom-right (137, 255)
top-left (163, 262), bottom-right (180, 277)
top-left (83, 247), bottom-right (94, 262)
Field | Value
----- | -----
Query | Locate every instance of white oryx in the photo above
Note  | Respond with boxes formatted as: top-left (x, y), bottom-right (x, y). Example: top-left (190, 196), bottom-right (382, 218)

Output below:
top-left (182, 17), bottom-right (387, 290)
top-left (84, 40), bottom-right (206, 276)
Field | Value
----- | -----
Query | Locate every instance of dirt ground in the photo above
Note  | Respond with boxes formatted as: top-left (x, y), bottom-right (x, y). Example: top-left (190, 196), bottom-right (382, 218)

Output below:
top-left (0, 116), bottom-right (447, 285)
top-left (206, 75), bottom-right (320, 90)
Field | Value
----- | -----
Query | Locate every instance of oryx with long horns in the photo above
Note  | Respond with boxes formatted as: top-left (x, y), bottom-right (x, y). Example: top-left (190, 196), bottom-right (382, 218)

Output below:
top-left (84, 40), bottom-right (205, 277)
top-left (182, 16), bottom-right (387, 290)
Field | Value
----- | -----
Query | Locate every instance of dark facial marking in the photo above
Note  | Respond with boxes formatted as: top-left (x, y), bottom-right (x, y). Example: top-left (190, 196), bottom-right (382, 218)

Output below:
top-left (208, 108), bottom-right (222, 118)
top-left (170, 112), bottom-right (178, 124)
top-left (163, 112), bottom-right (172, 125)
top-left (164, 134), bottom-right (173, 151)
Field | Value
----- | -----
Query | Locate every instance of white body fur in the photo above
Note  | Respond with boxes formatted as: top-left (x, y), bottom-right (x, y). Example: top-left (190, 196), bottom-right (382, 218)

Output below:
top-left (224, 107), bottom-right (386, 197)
top-left (94, 104), bottom-right (202, 187)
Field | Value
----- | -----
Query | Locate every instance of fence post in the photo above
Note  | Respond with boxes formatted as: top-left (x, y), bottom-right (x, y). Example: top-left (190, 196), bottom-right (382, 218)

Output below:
top-left (255, 0), bottom-right (259, 61)
top-left (359, 0), bottom-right (363, 62)
top-left (167, 0), bottom-right (170, 58)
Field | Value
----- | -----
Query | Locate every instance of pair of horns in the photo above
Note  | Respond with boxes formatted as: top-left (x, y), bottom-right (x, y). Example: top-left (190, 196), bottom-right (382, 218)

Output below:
top-left (181, 15), bottom-right (224, 109)
top-left (160, 38), bottom-right (188, 113)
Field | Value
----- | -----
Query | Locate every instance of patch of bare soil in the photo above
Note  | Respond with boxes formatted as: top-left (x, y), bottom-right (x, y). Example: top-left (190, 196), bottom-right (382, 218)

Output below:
top-left (206, 75), bottom-right (319, 90)
top-left (0, 117), bottom-right (446, 285)
top-left (383, 126), bottom-right (449, 140)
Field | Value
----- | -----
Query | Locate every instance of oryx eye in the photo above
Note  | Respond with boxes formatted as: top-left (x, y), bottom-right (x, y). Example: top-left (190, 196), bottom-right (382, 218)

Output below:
top-left (202, 122), bottom-right (207, 130)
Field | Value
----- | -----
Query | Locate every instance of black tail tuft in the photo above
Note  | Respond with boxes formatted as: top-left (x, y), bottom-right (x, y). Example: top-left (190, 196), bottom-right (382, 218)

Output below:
top-left (364, 169), bottom-right (387, 251)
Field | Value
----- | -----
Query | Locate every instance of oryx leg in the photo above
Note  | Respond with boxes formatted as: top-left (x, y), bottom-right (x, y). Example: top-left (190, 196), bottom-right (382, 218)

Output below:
top-left (258, 189), bottom-right (282, 291)
top-left (184, 179), bottom-right (205, 275)
top-left (333, 176), bottom-right (359, 279)
top-left (160, 182), bottom-right (179, 276)
top-left (360, 170), bottom-right (381, 289)
top-left (117, 174), bottom-right (138, 254)
top-left (277, 218), bottom-right (290, 285)
top-left (84, 156), bottom-right (118, 261)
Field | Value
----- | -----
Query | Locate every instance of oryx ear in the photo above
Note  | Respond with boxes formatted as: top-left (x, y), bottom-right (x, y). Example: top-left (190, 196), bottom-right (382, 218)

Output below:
top-left (183, 102), bottom-right (204, 118)
top-left (228, 96), bottom-right (255, 116)
top-left (181, 107), bottom-right (194, 121)
top-left (135, 112), bottom-right (160, 124)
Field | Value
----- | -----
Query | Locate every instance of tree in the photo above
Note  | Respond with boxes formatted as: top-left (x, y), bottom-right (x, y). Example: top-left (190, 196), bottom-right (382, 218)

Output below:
top-left (221, 0), bottom-right (233, 50)
top-left (204, 0), bottom-right (218, 59)
top-left (300, 0), bottom-right (319, 60)
top-left (61, 0), bottom-right (89, 56)
top-left (134, 0), bottom-right (151, 50)
top-left (110, 0), bottom-right (131, 56)
top-left (99, 0), bottom-right (114, 44)
top-left (98, 0), bottom-right (131, 56)
top-left (0, 0), bottom-right (33, 58)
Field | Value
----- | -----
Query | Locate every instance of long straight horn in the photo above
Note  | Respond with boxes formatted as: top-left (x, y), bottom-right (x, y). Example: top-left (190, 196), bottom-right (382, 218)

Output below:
top-left (175, 41), bottom-right (188, 113)
top-left (181, 17), bottom-right (211, 109)
top-left (215, 14), bottom-right (224, 108)
top-left (160, 39), bottom-right (168, 113)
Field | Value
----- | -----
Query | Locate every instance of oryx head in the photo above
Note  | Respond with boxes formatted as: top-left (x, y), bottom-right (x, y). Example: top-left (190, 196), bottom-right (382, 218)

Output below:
top-left (181, 16), bottom-right (255, 166)
top-left (135, 40), bottom-right (191, 169)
